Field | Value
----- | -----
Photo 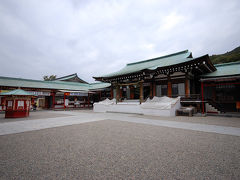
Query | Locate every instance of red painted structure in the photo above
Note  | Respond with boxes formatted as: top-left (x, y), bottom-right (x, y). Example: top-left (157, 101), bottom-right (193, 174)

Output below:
top-left (201, 81), bottom-right (204, 114)
top-left (5, 98), bottom-right (30, 118)
top-left (0, 89), bottom-right (33, 118)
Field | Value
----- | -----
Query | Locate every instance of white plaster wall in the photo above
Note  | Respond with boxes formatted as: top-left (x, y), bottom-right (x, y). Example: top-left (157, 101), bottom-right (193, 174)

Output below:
top-left (142, 100), bottom-right (181, 117)
top-left (93, 104), bottom-right (108, 113)
top-left (93, 98), bottom-right (181, 117)
top-left (108, 104), bottom-right (142, 114)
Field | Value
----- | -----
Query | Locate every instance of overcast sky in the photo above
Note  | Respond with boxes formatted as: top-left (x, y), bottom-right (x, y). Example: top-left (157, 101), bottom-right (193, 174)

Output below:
top-left (0, 0), bottom-right (239, 83)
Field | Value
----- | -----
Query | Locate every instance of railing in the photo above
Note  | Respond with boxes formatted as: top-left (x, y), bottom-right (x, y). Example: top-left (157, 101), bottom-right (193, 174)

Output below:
top-left (179, 94), bottom-right (201, 101)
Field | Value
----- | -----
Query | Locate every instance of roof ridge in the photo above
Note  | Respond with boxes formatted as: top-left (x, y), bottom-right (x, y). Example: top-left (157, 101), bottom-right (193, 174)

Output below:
top-left (127, 50), bottom-right (189, 66)
top-left (214, 61), bottom-right (240, 67)
top-left (0, 76), bottom-right (89, 86)
top-left (0, 76), bottom-right (46, 83)
top-left (55, 73), bottom-right (77, 80)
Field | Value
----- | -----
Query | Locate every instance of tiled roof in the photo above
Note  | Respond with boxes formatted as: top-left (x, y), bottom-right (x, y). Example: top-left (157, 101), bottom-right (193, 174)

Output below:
top-left (201, 61), bottom-right (240, 77)
top-left (0, 89), bottom-right (33, 96)
top-left (0, 76), bottom-right (110, 91)
top-left (95, 50), bottom-right (193, 78)
top-left (54, 73), bottom-right (88, 84)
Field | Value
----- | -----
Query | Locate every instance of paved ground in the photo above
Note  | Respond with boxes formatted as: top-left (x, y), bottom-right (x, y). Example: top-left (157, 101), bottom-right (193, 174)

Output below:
top-left (1, 110), bottom-right (240, 136)
top-left (135, 114), bottom-right (240, 128)
top-left (0, 110), bottom-right (240, 179)
top-left (0, 110), bottom-right (74, 123)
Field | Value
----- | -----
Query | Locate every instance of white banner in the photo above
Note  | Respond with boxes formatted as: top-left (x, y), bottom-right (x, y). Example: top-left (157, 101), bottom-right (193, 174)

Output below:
top-left (69, 92), bottom-right (88, 96)
top-left (7, 101), bottom-right (13, 107)
top-left (28, 91), bottom-right (50, 96)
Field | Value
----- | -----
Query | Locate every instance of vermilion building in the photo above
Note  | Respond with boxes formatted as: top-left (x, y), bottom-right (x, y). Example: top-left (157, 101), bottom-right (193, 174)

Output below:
top-left (1, 51), bottom-right (240, 114)
top-left (0, 73), bottom-right (110, 111)
top-left (94, 50), bottom-right (240, 114)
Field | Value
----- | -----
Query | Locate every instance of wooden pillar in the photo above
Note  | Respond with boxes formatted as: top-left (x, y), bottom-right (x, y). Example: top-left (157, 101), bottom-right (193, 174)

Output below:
top-left (120, 87), bottom-right (123, 99)
top-left (130, 86), bottom-right (134, 99)
top-left (167, 76), bottom-right (172, 97)
top-left (88, 93), bottom-right (90, 108)
top-left (201, 81), bottom-right (205, 114)
top-left (110, 86), bottom-right (113, 99)
top-left (116, 84), bottom-right (120, 103)
top-left (63, 93), bottom-right (66, 109)
top-left (153, 82), bottom-right (156, 97)
top-left (99, 91), bottom-right (101, 101)
top-left (83, 97), bottom-right (85, 108)
top-left (150, 83), bottom-right (153, 98)
top-left (213, 87), bottom-right (216, 101)
top-left (52, 92), bottom-right (55, 109)
top-left (185, 79), bottom-right (190, 97)
top-left (31, 98), bottom-right (34, 107)
top-left (139, 82), bottom-right (143, 103)
top-left (13, 99), bottom-right (16, 110)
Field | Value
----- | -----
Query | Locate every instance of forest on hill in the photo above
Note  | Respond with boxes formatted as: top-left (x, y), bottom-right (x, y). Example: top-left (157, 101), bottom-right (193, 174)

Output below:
top-left (209, 46), bottom-right (240, 64)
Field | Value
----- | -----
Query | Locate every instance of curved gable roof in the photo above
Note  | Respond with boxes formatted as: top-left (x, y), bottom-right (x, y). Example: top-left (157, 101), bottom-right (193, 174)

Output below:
top-left (94, 50), bottom-right (192, 79)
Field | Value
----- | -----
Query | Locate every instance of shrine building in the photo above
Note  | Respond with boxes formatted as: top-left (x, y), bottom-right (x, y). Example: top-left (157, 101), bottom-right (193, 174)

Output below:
top-left (0, 73), bottom-right (110, 111)
top-left (94, 50), bottom-right (240, 114)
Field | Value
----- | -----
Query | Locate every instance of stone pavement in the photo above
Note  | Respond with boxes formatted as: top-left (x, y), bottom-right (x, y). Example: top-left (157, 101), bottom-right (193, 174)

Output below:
top-left (0, 111), bottom-right (240, 136)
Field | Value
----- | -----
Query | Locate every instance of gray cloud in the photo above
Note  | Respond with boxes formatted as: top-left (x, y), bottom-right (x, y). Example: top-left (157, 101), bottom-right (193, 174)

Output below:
top-left (0, 0), bottom-right (239, 82)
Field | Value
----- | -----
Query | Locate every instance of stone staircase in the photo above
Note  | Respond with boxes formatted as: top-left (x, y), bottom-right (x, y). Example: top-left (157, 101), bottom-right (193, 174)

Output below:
top-left (205, 102), bottom-right (220, 114)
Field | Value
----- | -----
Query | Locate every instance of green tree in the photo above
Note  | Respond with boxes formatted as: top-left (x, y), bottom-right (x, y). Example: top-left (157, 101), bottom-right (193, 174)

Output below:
top-left (210, 46), bottom-right (240, 64)
top-left (43, 75), bottom-right (57, 81)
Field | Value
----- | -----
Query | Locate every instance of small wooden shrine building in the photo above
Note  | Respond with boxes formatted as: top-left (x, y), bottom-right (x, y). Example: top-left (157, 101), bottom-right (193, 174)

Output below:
top-left (94, 50), bottom-right (216, 105)
top-left (0, 89), bottom-right (34, 118)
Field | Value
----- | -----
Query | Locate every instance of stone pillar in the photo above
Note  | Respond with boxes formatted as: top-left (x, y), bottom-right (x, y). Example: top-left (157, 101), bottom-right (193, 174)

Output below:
top-left (139, 82), bottom-right (143, 103)
top-left (167, 76), bottom-right (172, 97)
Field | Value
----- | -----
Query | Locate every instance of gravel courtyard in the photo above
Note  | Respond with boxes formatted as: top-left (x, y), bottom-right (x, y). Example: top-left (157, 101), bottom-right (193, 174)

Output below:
top-left (0, 111), bottom-right (240, 179)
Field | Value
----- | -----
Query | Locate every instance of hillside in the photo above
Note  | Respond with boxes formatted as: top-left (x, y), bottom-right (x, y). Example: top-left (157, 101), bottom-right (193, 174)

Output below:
top-left (209, 46), bottom-right (240, 64)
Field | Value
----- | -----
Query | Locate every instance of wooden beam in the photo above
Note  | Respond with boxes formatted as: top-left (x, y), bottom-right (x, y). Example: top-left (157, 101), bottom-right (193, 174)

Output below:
top-left (118, 81), bottom-right (143, 86)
